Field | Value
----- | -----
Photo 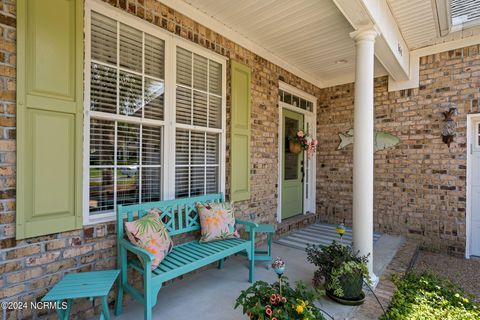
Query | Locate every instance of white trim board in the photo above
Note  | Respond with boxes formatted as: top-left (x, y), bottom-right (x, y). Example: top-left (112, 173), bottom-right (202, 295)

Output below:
top-left (389, 33), bottom-right (480, 91)
top-left (466, 113), bottom-right (480, 258)
top-left (333, 0), bottom-right (410, 82)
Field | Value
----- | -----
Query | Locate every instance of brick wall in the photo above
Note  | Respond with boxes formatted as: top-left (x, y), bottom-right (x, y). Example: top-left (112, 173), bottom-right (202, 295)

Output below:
top-left (316, 46), bottom-right (480, 255)
top-left (1, 0), bottom-right (478, 318)
top-left (0, 1), bottom-right (318, 319)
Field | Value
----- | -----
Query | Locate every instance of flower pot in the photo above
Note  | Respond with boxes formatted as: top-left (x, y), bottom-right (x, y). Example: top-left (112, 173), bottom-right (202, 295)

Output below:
top-left (325, 271), bottom-right (365, 305)
top-left (289, 141), bottom-right (302, 154)
top-left (326, 290), bottom-right (365, 306)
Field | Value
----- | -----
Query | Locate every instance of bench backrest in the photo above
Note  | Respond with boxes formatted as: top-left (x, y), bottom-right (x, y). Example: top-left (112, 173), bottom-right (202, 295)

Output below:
top-left (116, 193), bottom-right (224, 240)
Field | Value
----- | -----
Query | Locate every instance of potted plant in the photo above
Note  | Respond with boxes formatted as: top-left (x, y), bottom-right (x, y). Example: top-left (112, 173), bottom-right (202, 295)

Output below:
top-left (235, 278), bottom-right (325, 320)
top-left (288, 130), bottom-right (318, 159)
top-left (306, 241), bottom-right (371, 305)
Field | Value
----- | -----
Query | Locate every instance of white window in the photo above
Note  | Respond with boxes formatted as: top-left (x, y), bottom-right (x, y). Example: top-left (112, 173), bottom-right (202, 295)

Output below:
top-left (84, 1), bottom-right (226, 223)
top-left (174, 47), bottom-right (223, 198)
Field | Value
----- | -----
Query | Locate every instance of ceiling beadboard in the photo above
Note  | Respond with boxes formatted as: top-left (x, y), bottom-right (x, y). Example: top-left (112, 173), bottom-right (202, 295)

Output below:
top-left (387, 0), bottom-right (439, 50)
top-left (181, 0), bottom-right (388, 85)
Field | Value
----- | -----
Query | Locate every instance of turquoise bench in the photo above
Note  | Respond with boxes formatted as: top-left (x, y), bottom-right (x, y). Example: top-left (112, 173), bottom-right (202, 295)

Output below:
top-left (114, 193), bottom-right (258, 320)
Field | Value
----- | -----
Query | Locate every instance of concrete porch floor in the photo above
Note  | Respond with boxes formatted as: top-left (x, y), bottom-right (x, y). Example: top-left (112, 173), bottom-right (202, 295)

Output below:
top-left (114, 234), bottom-right (404, 320)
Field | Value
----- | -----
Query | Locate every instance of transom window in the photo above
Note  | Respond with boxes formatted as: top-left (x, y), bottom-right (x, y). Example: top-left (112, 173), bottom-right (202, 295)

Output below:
top-left (279, 88), bottom-right (314, 112)
top-left (84, 3), bottom-right (226, 223)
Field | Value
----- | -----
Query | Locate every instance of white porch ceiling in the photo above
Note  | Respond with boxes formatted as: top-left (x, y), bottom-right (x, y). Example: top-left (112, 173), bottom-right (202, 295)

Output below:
top-left (388, 0), bottom-right (480, 50)
top-left (387, 0), bottom-right (438, 50)
top-left (180, 0), bottom-right (388, 87)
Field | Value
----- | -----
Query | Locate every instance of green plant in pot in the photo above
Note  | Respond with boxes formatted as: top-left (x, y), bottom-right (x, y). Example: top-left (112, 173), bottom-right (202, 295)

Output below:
top-left (235, 258), bottom-right (326, 319)
top-left (306, 241), bottom-right (371, 305)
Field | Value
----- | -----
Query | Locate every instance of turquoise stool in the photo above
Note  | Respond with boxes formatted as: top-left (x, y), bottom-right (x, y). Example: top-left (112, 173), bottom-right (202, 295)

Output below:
top-left (249, 224), bottom-right (275, 267)
top-left (42, 270), bottom-right (119, 320)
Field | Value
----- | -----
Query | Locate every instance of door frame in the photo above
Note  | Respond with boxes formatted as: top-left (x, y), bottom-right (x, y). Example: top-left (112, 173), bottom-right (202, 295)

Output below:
top-left (277, 82), bottom-right (317, 223)
top-left (466, 113), bottom-right (480, 258)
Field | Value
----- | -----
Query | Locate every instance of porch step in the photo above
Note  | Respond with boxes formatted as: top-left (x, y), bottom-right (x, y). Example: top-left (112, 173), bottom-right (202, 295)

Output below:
top-left (274, 223), bottom-right (382, 251)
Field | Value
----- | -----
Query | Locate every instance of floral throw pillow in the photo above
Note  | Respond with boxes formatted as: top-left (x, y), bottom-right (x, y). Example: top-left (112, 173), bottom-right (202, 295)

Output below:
top-left (197, 202), bottom-right (239, 243)
top-left (125, 209), bottom-right (173, 270)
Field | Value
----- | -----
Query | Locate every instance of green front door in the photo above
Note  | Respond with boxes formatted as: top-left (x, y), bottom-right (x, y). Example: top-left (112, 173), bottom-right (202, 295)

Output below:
top-left (282, 109), bottom-right (304, 220)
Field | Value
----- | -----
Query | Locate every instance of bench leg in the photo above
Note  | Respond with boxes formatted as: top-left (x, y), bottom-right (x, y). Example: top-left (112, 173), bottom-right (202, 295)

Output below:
top-left (115, 245), bottom-right (127, 316)
top-left (249, 256), bottom-right (255, 283)
top-left (218, 258), bottom-right (225, 269)
top-left (249, 230), bottom-right (255, 283)
top-left (56, 299), bottom-right (71, 320)
top-left (144, 267), bottom-right (153, 320)
top-left (114, 280), bottom-right (124, 316)
top-left (151, 283), bottom-right (163, 307)
top-left (100, 296), bottom-right (110, 320)
top-left (58, 299), bottom-right (72, 320)
top-left (266, 233), bottom-right (273, 269)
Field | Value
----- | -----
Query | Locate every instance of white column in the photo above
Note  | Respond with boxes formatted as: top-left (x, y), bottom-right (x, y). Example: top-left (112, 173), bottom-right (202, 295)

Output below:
top-left (350, 26), bottom-right (379, 285)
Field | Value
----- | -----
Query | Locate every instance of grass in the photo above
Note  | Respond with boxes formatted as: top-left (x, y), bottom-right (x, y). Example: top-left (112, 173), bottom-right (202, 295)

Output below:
top-left (380, 272), bottom-right (480, 320)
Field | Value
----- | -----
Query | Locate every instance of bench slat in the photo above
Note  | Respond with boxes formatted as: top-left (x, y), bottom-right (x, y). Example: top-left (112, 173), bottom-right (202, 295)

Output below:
top-left (207, 240), bottom-right (236, 250)
top-left (159, 259), bottom-right (178, 270)
top-left (151, 240), bottom-right (249, 282)
top-left (203, 241), bottom-right (228, 250)
top-left (176, 246), bottom-right (211, 260)
top-left (171, 250), bottom-right (196, 263)
top-left (163, 255), bottom-right (187, 268)
top-left (174, 245), bottom-right (208, 260)
top-left (201, 240), bottom-right (239, 251)
top-left (167, 253), bottom-right (192, 266)
top-left (189, 243), bottom-right (222, 255)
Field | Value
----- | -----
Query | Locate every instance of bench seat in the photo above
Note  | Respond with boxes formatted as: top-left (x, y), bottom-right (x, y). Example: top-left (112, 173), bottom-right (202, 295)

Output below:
top-left (128, 238), bottom-right (250, 282)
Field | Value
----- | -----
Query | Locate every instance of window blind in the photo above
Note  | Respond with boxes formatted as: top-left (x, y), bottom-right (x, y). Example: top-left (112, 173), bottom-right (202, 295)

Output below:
top-left (88, 12), bottom-right (164, 216)
top-left (86, 7), bottom-right (226, 221)
top-left (175, 47), bottom-right (222, 198)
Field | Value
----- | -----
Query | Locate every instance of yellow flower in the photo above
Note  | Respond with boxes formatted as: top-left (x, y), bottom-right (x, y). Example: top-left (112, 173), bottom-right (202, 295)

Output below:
top-left (295, 305), bottom-right (304, 314)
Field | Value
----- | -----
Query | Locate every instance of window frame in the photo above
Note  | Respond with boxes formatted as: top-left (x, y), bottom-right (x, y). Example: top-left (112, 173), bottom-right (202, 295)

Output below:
top-left (171, 39), bottom-right (226, 200)
top-left (83, 0), bottom-right (226, 225)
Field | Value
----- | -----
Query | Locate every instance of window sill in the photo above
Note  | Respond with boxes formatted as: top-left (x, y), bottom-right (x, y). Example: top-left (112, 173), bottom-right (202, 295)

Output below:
top-left (84, 212), bottom-right (116, 226)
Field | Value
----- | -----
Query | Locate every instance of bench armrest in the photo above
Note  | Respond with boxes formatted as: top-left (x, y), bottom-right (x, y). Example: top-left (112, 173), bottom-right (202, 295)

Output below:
top-left (119, 238), bottom-right (155, 262)
top-left (236, 219), bottom-right (259, 231)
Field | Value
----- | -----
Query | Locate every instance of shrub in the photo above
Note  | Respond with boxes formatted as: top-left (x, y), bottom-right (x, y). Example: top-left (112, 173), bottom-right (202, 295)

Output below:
top-left (381, 272), bottom-right (480, 320)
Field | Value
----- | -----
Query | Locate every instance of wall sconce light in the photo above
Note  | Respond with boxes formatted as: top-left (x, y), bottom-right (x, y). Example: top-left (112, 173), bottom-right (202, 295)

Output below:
top-left (441, 107), bottom-right (457, 147)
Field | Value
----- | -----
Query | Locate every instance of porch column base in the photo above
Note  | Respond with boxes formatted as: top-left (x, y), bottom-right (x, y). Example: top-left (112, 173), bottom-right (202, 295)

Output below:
top-left (370, 272), bottom-right (379, 289)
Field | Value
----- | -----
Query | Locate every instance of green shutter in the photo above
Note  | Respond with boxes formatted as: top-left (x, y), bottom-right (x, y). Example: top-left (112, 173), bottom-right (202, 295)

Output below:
top-left (16, 0), bottom-right (83, 239)
top-left (230, 61), bottom-right (251, 202)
